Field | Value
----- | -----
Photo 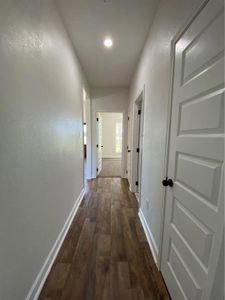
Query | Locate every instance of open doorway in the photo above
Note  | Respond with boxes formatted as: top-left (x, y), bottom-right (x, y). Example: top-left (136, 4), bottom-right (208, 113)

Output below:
top-left (96, 112), bottom-right (123, 177)
top-left (82, 88), bottom-right (91, 183)
top-left (132, 92), bottom-right (144, 203)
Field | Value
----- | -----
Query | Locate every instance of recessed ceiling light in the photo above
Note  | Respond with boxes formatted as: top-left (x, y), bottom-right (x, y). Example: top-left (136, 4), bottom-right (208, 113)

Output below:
top-left (104, 37), bottom-right (113, 48)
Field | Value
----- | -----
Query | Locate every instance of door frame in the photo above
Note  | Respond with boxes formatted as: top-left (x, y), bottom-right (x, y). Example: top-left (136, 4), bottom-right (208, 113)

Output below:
top-left (93, 110), bottom-right (126, 178)
top-left (82, 87), bottom-right (92, 183)
top-left (130, 88), bottom-right (145, 207)
top-left (96, 112), bottom-right (103, 176)
top-left (158, 0), bottom-right (211, 269)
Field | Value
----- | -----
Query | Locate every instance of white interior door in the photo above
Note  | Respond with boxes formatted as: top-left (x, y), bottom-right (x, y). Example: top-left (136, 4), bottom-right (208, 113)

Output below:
top-left (161, 1), bottom-right (224, 299)
top-left (127, 112), bottom-right (132, 183)
top-left (97, 113), bottom-right (102, 175)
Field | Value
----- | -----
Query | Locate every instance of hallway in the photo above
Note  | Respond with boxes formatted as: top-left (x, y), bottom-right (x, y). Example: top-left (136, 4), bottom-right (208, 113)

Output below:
top-left (39, 178), bottom-right (170, 300)
top-left (99, 159), bottom-right (122, 177)
top-left (0, 0), bottom-right (224, 299)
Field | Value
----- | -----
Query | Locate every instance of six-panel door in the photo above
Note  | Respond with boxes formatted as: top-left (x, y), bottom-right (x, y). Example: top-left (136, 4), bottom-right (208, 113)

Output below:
top-left (161, 0), bottom-right (224, 299)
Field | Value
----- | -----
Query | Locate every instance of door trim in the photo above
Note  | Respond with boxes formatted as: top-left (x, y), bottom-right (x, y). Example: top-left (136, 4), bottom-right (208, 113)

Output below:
top-left (82, 88), bottom-right (92, 182)
top-left (158, 0), bottom-right (211, 269)
top-left (130, 86), bottom-right (145, 209)
top-left (93, 110), bottom-right (126, 178)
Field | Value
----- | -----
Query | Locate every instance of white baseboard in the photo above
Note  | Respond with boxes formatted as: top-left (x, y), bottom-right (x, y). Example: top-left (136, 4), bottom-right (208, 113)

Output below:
top-left (135, 192), bottom-right (140, 202)
top-left (102, 155), bottom-right (121, 159)
top-left (129, 185), bottom-right (133, 192)
top-left (138, 208), bottom-right (159, 268)
top-left (26, 188), bottom-right (85, 300)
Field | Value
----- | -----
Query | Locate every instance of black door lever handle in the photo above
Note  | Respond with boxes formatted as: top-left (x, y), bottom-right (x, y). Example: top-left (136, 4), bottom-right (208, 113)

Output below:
top-left (162, 177), bottom-right (174, 187)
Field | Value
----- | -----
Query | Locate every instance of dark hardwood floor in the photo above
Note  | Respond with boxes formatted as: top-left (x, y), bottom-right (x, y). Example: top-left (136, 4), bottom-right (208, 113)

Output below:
top-left (39, 177), bottom-right (170, 300)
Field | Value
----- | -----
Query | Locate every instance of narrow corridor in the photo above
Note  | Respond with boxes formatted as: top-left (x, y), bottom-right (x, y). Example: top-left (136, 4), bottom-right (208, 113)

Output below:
top-left (39, 178), bottom-right (170, 300)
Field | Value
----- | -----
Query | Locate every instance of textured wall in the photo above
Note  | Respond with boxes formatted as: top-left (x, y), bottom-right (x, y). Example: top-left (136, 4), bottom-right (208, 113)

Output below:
top-left (0, 1), bottom-right (89, 299)
top-left (129, 0), bottom-right (203, 262)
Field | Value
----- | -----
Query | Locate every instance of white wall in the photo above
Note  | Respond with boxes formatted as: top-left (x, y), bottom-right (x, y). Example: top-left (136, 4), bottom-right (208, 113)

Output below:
top-left (91, 88), bottom-right (128, 178)
top-left (0, 1), bottom-right (89, 299)
top-left (129, 0), bottom-right (203, 264)
top-left (101, 113), bottom-right (123, 158)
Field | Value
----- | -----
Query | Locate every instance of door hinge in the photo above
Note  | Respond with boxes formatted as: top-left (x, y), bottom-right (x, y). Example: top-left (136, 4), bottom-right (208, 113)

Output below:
top-left (126, 170), bottom-right (128, 174)
top-left (128, 116), bottom-right (130, 121)
top-left (136, 148), bottom-right (140, 153)
top-left (136, 181), bottom-right (138, 186)
top-left (138, 110), bottom-right (141, 115)
top-left (96, 168), bottom-right (98, 172)
top-left (96, 144), bottom-right (99, 148)
top-left (96, 117), bottom-right (99, 121)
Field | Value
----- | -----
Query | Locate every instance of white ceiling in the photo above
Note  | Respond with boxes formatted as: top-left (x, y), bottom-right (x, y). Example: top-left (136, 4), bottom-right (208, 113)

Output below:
top-left (57, 0), bottom-right (159, 87)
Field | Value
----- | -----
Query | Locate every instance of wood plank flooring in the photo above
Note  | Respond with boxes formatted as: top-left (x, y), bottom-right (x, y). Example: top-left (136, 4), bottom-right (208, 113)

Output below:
top-left (99, 158), bottom-right (122, 177)
top-left (39, 177), bottom-right (170, 300)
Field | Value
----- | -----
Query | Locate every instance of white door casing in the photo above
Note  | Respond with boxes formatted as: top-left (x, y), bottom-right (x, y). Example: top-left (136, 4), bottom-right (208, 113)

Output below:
top-left (161, 0), bottom-right (224, 299)
top-left (96, 113), bottom-right (102, 175)
top-left (130, 90), bottom-right (145, 195)
top-left (127, 111), bottom-right (132, 183)
top-left (136, 102), bottom-right (143, 195)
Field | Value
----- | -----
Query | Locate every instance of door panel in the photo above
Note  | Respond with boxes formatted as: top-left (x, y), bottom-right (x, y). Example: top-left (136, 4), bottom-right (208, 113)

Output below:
top-left (161, 1), bottom-right (224, 299)
top-left (179, 92), bottom-right (224, 134)
top-left (167, 241), bottom-right (202, 300)
top-left (176, 153), bottom-right (222, 203)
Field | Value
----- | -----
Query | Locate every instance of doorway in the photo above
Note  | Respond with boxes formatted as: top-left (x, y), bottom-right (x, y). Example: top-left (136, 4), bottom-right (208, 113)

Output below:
top-left (131, 92), bottom-right (144, 203)
top-left (82, 88), bottom-right (91, 183)
top-left (96, 112), bottom-right (123, 177)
